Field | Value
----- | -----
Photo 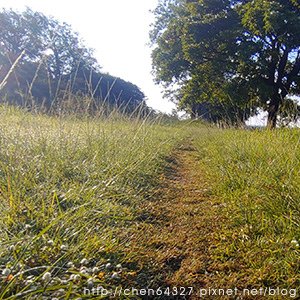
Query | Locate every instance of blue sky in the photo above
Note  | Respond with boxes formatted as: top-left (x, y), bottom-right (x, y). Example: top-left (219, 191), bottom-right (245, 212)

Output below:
top-left (0, 0), bottom-right (176, 113)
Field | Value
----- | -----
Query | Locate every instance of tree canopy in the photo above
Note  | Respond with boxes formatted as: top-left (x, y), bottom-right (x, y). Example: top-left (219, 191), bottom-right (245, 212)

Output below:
top-left (0, 8), bottom-right (147, 114)
top-left (151, 0), bottom-right (300, 127)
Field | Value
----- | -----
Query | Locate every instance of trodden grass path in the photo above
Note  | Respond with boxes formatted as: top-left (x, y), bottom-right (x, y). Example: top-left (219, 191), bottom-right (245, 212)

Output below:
top-left (127, 142), bottom-right (288, 300)
top-left (127, 143), bottom-right (237, 299)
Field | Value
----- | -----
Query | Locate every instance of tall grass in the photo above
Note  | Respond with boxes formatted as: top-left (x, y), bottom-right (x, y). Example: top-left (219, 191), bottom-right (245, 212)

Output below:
top-left (2, 101), bottom-right (299, 296)
top-left (194, 128), bottom-right (300, 287)
top-left (0, 105), bottom-right (187, 299)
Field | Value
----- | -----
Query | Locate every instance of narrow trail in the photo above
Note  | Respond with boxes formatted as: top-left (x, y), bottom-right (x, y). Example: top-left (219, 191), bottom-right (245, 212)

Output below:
top-left (130, 144), bottom-right (235, 299)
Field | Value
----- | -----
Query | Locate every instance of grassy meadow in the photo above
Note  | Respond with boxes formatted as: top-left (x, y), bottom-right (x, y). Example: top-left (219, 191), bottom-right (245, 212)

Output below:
top-left (195, 129), bottom-right (300, 288)
top-left (0, 105), bottom-right (189, 298)
top-left (0, 105), bottom-right (300, 298)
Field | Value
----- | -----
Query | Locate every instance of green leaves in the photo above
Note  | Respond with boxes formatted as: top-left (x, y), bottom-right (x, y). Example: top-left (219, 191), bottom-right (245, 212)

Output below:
top-left (151, 0), bottom-right (300, 127)
top-left (0, 8), bottom-right (147, 114)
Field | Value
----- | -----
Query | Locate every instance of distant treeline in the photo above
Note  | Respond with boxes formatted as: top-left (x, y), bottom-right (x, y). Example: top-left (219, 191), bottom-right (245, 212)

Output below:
top-left (0, 8), bottom-right (149, 115)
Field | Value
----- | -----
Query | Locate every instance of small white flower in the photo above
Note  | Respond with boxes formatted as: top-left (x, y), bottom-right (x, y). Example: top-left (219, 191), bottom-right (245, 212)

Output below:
top-left (2, 268), bottom-right (11, 276)
top-left (42, 272), bottom-right (51, 282)
top-left (87, 278), bottom-right (93, 288)
top-left (73, 274), bottom-right (81, 281)
top-left (80, 267), bottom-right (88, 275)
top-left (105, 263), bottom-right (112, 270)
top-left (92, 267), bottom-right (99, 274)
top-left (57, 289), bottom-right (65, 295)
top-left (70, 274), bottom-right (81, 281)
top-left (111, 272), bottom-right (120, 280)
top-left (69, 274), bottom-right (75, 280)
top-left (291, 239), bottom-right (299, 247)
top-left (66, 261), bottom-right (74, 268)
top-left (116, 264), bottom-right (122, 269)
top-left (9, 245), bottom-right (15, 252)
top-left (47, 239), bottom-right (54, 245)
top-left (60, 279), bottom-right (68, 285)
top-left (60, 244), bottom-right (68, 251)
top-left (80, 258), bottom-right (89, 266)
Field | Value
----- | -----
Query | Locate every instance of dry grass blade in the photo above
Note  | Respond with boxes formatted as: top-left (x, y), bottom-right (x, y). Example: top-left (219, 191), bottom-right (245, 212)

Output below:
top-left (0, 50), bottom-right (26, 91)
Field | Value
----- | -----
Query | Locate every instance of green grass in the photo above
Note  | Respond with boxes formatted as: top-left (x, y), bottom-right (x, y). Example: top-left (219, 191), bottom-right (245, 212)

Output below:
top-left (0, 105), bottom-right (188, 299)
top-left (194, 128), bottom-right (300, 287)
top-left (1, 104), bottom-right (300, 298)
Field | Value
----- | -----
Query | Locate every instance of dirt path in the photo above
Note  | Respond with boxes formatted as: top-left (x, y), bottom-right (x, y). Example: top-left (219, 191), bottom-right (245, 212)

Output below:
top-left (129, 144), bottom-right (234, 299)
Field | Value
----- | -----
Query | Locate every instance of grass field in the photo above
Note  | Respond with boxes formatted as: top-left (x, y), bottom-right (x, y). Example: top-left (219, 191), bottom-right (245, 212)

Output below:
top-left (0, 105), bottom-right (189, 298)
top-left (195, 129), bottom-right (300, 289)
top-left (0, 105), bottom-right (300, 299)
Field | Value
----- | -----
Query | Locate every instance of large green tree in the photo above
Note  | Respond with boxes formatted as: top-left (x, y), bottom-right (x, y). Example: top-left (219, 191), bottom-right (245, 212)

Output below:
top-left (0, 8), bottom-right (147, 113)
top-left (0, 8), bottom-right (99, 105)
top-left (151, 0), bottom-right (300, 127)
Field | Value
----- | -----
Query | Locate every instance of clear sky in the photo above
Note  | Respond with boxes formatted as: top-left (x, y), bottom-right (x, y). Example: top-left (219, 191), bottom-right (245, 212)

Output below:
top-left (0, 0), bottom-right (176, 113)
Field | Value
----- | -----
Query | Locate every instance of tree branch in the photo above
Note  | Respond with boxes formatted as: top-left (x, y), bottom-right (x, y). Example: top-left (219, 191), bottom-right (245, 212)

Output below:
top-left (282, 50), bottom-right (300, 98)
top-left (277, 48), bottom-right (289, 86)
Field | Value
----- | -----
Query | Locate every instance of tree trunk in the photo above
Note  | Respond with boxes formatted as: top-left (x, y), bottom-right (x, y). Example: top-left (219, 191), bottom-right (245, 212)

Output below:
top-left (267, 94), bottom-right (280, 129)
